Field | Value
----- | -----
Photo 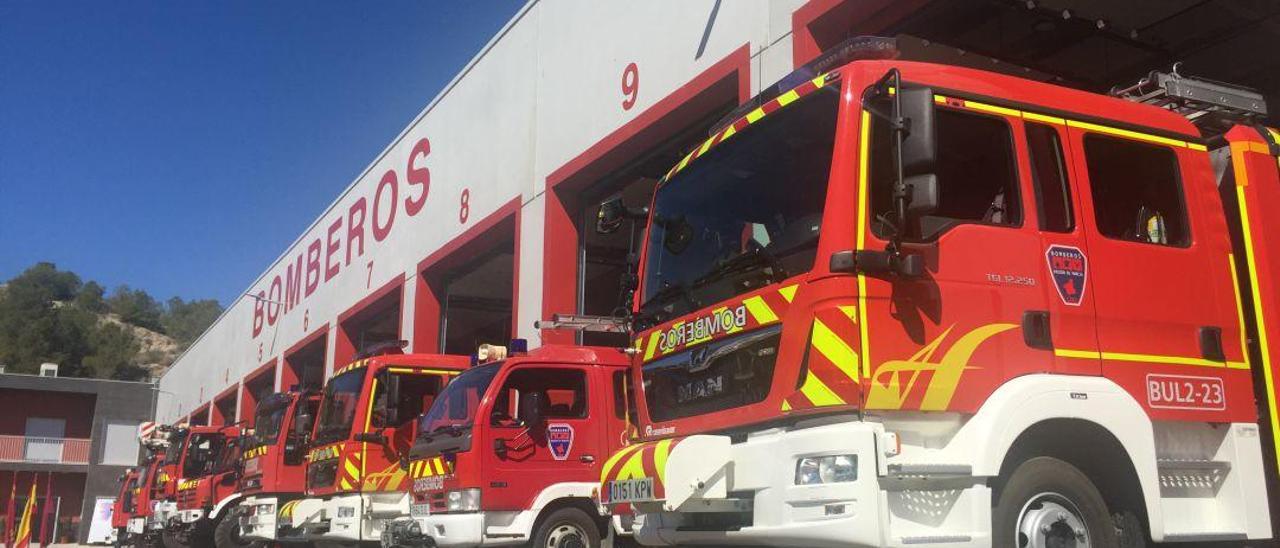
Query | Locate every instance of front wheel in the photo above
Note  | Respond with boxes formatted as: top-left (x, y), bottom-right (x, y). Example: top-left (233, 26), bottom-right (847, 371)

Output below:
top-left (213, 515), bottom-right (258, 548)
top-left (992, 456), bottom-right (1117, 548)
top-left (532, 507), bottom-right (601, 548)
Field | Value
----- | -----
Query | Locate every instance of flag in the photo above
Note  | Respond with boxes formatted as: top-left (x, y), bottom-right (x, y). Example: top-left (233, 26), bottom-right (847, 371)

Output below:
top-left (38, 473), bottom-right (52, 547)
top-left (5, 473), bottom-right (17, 548)
top-left (13, 480), bottom-right (34, 548)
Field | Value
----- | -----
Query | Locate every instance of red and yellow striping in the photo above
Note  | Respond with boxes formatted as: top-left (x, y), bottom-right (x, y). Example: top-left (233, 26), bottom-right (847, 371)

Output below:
top-left (408, 456), bottom-right (453, 479)
top-left (662, 73), bottom-right (837, 184)
top-left (783, 305), bottom-right (861, 411)
top-left (636, 283), bottom-right (798, 363)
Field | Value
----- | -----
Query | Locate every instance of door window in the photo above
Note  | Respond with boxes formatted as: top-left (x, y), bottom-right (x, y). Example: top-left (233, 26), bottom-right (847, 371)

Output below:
top-left (1027, 123), bottom-right (1074, 232)
top-left (371, 372), bottom-right (444, 429)
top-left (1082, 134), bottom-right (1189, 246)
top-left (490, 368), bottom-right (589, 427)
top-left (870, 107), bottom-right (1021, 240)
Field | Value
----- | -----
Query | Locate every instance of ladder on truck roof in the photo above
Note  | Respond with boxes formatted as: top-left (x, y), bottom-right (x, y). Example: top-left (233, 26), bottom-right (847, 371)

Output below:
top-left (1112, 63), bottom-right (1269, 134)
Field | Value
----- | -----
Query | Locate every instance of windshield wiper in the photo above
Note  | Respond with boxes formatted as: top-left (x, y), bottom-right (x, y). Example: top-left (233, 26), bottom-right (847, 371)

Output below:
top-left (637, 281), bottom-right (700, 325)
top-left (420, 423), bottom-right (469, 443)
top-left (693, 247), bottom-right (787, 290)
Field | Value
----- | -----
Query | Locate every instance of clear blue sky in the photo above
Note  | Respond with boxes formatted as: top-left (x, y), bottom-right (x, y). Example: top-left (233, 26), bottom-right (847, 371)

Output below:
top-left (0, 1), bottom-right (523, 306)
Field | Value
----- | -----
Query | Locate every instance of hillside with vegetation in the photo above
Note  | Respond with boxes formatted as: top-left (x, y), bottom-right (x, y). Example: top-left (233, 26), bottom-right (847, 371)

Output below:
top-left (0, 262), bottom-right (223, 380)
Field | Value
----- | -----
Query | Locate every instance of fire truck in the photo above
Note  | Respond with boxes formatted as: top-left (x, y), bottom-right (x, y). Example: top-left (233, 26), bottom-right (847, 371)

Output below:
top-left (112, 468), bottom-right (142, 548)
top-left (159, 424), bottom-right (241, 548)
top-left (285, 346), bottom-right (469, 544)
top-left (596, 37), bottom-right (1280, 547)
top-left (127, 424), bottom-right (175, 548)
top-left (234, 389), bottom-right (321, 546)
top-left (378, 341), bottom-right (633, 548)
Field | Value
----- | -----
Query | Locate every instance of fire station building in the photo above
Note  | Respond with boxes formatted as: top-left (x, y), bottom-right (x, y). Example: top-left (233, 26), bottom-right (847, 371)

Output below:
top-left (156, 0), bottom-right (1280, 424)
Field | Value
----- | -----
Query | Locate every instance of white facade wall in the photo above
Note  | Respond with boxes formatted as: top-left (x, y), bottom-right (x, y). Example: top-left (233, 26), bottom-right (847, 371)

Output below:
top-left (157, 0), bottom-right (815, 423)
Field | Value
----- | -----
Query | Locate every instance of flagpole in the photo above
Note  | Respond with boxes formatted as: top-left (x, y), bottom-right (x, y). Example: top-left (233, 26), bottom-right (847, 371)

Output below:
top-left (5, 472), bottom-right (18, 548)
top-left (38, 473), bottom-right (51, 548)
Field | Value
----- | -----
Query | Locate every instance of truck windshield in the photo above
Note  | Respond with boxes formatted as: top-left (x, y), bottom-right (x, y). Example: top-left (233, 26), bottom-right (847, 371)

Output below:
top-left (314, 369), bottom-right (365, 445)
top-left (253, 400), bottom-right (291, 446)
top-left (418, 363), bottom-right (500, 435)
top-left (639, 87), bottom-right (839, 324)
top-left (181, 433), bottom-right (220, 477)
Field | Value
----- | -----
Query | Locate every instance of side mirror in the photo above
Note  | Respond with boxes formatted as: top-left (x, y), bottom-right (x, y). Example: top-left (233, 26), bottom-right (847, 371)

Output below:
top-left (904, 173), bottom-right (939, 222)
top-left (898, 87), bottom-right (936, 175)
top-left (517, 392), bottom-right (546, 428)
top-left (293, 413), bottom-right (313, 437)
top-left (383, 374), bottom-right (402, 426)
top-left (596, 196), bottom-right (627, 234)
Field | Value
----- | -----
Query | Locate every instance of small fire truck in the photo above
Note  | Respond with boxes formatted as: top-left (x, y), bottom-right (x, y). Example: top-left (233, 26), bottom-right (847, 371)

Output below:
top-left (129, 424), bottom-right (175, 548)
top-left (163, 424), bottom-right (241, 548)
top-left (285, 346), bottom-right (469, 544)
top-left (379, 341), bottom-right (633, 548)
top-left (235, 389), bottom-right (321, 545)
top-left (598, 37), bottom-right (1280, 547)
top-left (112, 468), bottom-right (142, 548)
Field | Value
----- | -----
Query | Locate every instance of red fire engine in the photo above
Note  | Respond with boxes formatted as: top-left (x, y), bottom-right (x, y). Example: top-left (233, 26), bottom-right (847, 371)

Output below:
top-left (127, 424), bottom-right (176, 548)
top-left (284, 346), bottom-right (468, 544)
top-left (112, 468), bottom-right (142, 548)
top-left (379, 341), bottom-right (633, 548)
top-left (164, 424), bottom-right (241, 548)
top-left (598, 37), bottom-right (1279, 547)
top-left (234, 389), bottom-right (320, 546)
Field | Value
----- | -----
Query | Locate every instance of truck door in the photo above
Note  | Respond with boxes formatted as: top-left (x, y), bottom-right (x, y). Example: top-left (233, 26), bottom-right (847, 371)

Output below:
top-left (361, 370), bottom-right (446, 493)
top-left (483, 365), bottom-right (599, 510)
top-left (1063, 124), bottom-right (1251, 419)
top-left (858, 98), bottom-right (1057, 413)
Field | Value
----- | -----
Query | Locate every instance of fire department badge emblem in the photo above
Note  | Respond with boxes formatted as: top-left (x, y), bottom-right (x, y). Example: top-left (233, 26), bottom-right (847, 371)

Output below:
top-left (547, 423), bottom-right (574, 461)
top-left (1045, 245), bottom-right (1087, 306)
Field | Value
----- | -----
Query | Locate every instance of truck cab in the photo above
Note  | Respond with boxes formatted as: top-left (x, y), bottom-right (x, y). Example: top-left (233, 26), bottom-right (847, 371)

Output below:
top-left (237, 390), bottom-right (320, 544)
top-left (288, 349), bottom-right (469, 543)
top-left (382, 343), bottom-right (633, 548)
top-left (599, 37), bottom-right (1277, 546)
top-left (145, 428), bottom-right (186, 540)
top-left (168, 424), bottom-right (241, 547)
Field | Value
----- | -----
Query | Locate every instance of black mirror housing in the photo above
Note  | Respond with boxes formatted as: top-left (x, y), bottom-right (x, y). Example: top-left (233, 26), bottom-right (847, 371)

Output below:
top-left (898, 86), bottom-right (936, 174)
top-left (905, 173), bottom-right (939, 220)
top-left (596, 196), bottom-right (627, 234)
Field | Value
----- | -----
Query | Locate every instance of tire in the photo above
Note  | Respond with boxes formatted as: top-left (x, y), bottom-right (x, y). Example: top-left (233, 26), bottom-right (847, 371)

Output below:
top-left (214, 515), bottom-right (258, 548)
top-left (162, 529), bottom-right (187, 548)
top-left (532, 507), bottom-right (601, 548)
top-left (992, 456), bottom-right (1118, 548)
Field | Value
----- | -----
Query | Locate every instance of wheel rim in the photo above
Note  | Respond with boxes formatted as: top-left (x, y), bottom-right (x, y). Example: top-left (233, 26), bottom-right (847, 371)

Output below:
top-left (1015, 492), bottom-right (1091, 548)
top-left (544, 520), bottom-right (588, 548)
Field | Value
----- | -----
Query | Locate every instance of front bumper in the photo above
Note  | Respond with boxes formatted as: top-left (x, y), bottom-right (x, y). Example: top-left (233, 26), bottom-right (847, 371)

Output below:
top-left (291, 492), bottom-right (411, 542)
top-left (148, 501), bottom-right (177, 531)
top-left (239, 496), bottom-right (280, 541)
top-left (631, 421), bottom-right (885, 547)
top-left (178, 508), bottom-right (206, 524)
top-left (398, 513), bottom-right (485, 548)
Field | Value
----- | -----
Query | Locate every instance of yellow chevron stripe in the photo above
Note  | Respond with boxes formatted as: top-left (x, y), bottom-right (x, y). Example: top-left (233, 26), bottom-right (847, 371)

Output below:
top-left (653, 439), bottom-right (672, 484)
top-left (339, 478), bottom-right (352, 490)
top-left (721, 124), bottom-right (736, 141)
top-left (776, 89), bottom-right (801, 107)
top-left (617, 450), bottom-right (646, 481)
top-left (799, 372), bottom-right (844, 406)
top-left (811, 319), bottom-right (859, 381)
top-left (778, 284), bottom-right (798, 303)
top-left (599, 443), bottom-right (644, 483)
top-left (344, 458), bottom-right (360, 479)
top-left (644, 332), bottom-right (661, 360)
top-left (433, 458), bottom-right (445, 475)
top-left (781, 400), bottom-right (792, 411)
top-left (745, 106), bottom-right (766, 124)
top-left (742, 295), bottom-right (778, 324)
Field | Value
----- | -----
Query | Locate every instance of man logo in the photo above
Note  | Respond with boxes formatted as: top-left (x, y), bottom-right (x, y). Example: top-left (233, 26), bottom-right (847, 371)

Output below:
top-left (547, 424), bottom-right (574, 461)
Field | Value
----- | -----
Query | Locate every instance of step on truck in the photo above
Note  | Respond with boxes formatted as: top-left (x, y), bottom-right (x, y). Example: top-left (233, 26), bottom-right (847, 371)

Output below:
top-left (597, 36), bottom-right (1280, 547)
top-left (165, 424), bottom-right (242, 548)
top-left (288, 345), bottom-right (469, 544)
top-left (236, 389), bottom-right (321, 545)
top-left (379, 341), bottom-right (634, 548)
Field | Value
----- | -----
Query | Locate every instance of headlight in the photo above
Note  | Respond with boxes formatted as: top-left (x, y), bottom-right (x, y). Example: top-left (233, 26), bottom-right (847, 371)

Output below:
top-left (445, 488), bottom-right (481, 512)
top-left (408, 520), bottom-right (422, 535)
top-left (795, 455), bottom-right (857, 485)
top-left (336, 506), bottom-right (356, 518)
top-left (256, 503), bottom-right (274, 514)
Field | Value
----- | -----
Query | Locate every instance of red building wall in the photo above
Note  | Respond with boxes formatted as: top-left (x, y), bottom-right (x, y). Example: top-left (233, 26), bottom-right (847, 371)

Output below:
top-left (0, 389), bottom-right (96, 438)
